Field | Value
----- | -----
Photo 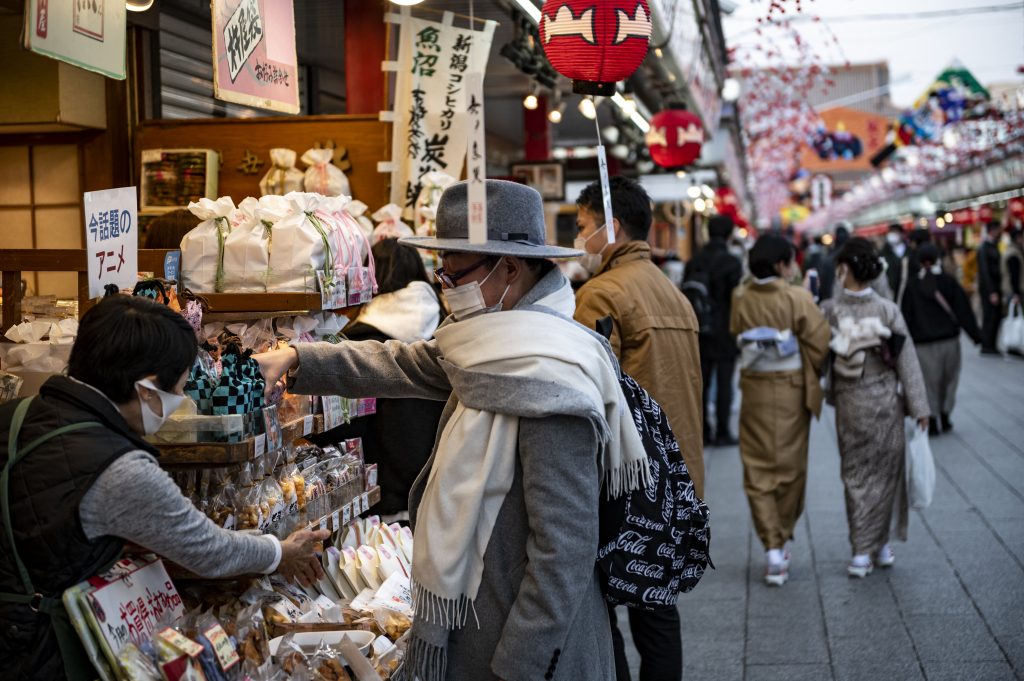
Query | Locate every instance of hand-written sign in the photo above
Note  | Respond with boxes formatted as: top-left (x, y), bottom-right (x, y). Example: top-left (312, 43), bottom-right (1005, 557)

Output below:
top-left (86, 558), bottom-right (185, 659)
top-left (84, 187), bottom-right (138, 298)
top-left (23, 0), bottom-right (127, 79)
top-left (465, 72), bottom-right (487, 244)
top-left (387, 10), bottom-right (496, 212)
top-left (223, 0), bottom-right (263, 82)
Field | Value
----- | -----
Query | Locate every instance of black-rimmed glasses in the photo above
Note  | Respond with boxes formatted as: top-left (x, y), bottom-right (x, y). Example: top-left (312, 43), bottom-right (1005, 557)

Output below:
top-left (434, 257), bottom-right (492, 288)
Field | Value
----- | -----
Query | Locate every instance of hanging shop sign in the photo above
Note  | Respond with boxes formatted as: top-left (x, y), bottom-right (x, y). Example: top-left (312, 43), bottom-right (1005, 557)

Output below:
top-left (384, 9), bottom-right (497, 212)
top-left (211, 0), bottom-right (300, 114)
top-left (465, 72), bottom-right (488, 244)
top-left (85, 186), bottom-right (138, 298)
top-left (646, 109), bottom-right (703, 168)
top-left (539, 0), bottom-right (652, 95)
top-left (22, 0), bottom-right (126, 79)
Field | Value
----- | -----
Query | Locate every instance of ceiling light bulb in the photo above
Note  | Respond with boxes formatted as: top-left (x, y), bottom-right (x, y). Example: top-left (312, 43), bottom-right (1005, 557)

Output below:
top-left (944, 213), bottom-right (953, 222)
top-left (579, 97), bottom-right (598, 120)
top-left (549, 108), bottom-right (563, 123)
top-left (126, 0), bottom-right (155, 10)
top-left (936, 217), bottom-right (945, 228)
top-left (523, 93), bottom-right (539, 110)
top-left (389, 0), bottom-right (426, 5)
top-left (620, 96), bottom-right (637, 117)
top-left (675, 170), bottom-right (687, 179)
top-left (722, 78), bottom-right (741, 102)
top-left (702, 185), bottom-right (714, 199)
top-left (687, 185), bottom-right (702, 199)
top-left (693, 198), bottom-right (706, 212)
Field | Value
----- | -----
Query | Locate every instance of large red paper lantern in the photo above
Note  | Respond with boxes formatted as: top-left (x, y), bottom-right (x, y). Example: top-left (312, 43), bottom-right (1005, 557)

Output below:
top-left (539, 0), bottom-right (652, 96)
top-left (646, 108), bottom-right (704, 168)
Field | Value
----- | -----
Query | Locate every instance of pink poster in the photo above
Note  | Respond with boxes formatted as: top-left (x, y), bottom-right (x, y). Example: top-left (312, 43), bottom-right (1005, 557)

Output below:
top-left (212, 0), bottom-right (299, 114)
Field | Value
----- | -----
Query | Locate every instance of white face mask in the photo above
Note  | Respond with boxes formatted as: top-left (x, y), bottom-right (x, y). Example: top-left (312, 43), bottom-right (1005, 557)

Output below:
top-left (886, 232), bottom-right (903, 246)
top-left (574, 228), bottom-right (608, 275)
top-left (136, 378), bottom-right (186, 435)
top-left (929, 263), bottom-right (942, 275)
top-left (441, 258), bottom-right (510, 321)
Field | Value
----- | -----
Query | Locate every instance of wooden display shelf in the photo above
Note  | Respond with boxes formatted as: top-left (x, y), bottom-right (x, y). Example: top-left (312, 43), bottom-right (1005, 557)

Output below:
top-left (156, 414), bottom-right (324, 466)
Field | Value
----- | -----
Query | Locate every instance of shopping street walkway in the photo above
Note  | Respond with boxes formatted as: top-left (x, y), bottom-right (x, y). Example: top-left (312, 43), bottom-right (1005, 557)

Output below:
top-left (618, 343), bottom-right (1024, 680)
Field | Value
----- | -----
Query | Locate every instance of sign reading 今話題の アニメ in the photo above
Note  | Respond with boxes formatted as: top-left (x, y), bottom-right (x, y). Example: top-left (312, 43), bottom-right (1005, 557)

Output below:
top-left (385, 9), bottom-right (496, 213)
top-left (85, 187), bottom-right (138, 298)
top-left (22, 0), bottom-right (126, 79)
top-left (212, 0), bottom-right (299, 114)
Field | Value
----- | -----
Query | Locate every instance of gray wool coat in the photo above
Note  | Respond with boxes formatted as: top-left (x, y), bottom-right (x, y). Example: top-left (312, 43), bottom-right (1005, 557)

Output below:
top-left (290, 268), bottom-right (616, 681)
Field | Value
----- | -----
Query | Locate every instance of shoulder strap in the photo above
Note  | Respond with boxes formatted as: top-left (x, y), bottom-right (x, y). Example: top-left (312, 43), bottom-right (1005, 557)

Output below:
top-left (1, 397), bottom-right (102, 608)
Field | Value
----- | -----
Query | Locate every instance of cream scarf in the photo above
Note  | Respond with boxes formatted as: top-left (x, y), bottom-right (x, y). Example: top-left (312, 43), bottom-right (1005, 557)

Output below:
top-left (412, 303), bottom-right (649, 628)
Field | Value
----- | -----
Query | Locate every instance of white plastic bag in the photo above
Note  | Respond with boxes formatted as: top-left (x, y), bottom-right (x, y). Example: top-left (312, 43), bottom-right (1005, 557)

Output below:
top-left (222, 197), bottom-right (271, 293)
top-left (907, 424), bottom-right (935, 509)
top-left (181, 197), bottom-right (236, 292)
top-left (266, 192), bottom-right (334, 292)
top-left (301, 148), bottom-right (350, 196)
top-left (997, 301), bottom-right (1024, 353)
top-left (259, 148), bottom-right (305, 196)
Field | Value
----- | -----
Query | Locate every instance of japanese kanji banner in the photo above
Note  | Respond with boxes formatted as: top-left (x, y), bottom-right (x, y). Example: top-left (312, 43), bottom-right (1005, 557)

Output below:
top-left (22, 0), bottom-right (127, 79)
top-left (212, 0), bottom-right (300, 114)
top-left (387, 10), bottom-right (496, 212)
top-left (84, 187), bottom-right (138, 298)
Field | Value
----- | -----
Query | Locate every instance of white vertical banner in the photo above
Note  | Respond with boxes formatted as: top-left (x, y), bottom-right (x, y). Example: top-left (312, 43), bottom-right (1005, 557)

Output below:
top-left (386, 10), bottom-right (496, 214)
top-left (84, 187), bottom-right (138, 298)
top-left (596, 146), bottom-right (616, 244)
top-left (465, 72), bottom-right (488, 244)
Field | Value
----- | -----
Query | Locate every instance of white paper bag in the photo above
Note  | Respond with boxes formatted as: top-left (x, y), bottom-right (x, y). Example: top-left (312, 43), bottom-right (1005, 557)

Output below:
top-left (371, 203), bottom-right (414, 245)
top-left (997, 301), bottom-right (1024, 353)
top-left (181, 197), bottom-right (236, 292)
top-left (221, 197), bottom-right (271, 293)
top-left (259, 148), bottom-right (305, 197)
top-left (266, 192), bottom-right (334, 292)
top-left (907, 424), bottom-right (935, 509)
top-left (301, 148), bottom-right (351, 197)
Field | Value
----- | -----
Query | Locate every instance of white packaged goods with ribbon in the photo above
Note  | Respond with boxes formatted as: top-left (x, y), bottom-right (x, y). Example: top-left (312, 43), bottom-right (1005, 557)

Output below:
top-left (222, 197), bottom-right (271, 293)
top-left (267, 192), bottom-right (334, 292)
top-left (181, 197), bottom-right (236, 293)
top-left (301, 148), bottom-right (351, 197)
top-left (345, 199), bottom-right (376, 240)
top-left (413, 171), bottom-right (457, 236)
top-left (259, 148), bottom-right (305, 196)
top-left (371, 203), bottom-right (414, 245)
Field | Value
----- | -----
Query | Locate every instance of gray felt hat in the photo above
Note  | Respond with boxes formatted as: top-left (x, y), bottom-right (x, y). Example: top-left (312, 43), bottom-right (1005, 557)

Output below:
top-left (401, 179), bottom-right (583, 259)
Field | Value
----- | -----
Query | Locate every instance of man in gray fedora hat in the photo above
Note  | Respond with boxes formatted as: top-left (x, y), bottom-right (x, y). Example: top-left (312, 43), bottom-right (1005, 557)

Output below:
top-left (255, 179), bottom-right (649, 681)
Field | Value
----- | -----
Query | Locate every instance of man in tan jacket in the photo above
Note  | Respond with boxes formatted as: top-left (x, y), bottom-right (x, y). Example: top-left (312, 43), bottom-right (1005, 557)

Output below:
top-left (573, 176), bottom-right (703, 681)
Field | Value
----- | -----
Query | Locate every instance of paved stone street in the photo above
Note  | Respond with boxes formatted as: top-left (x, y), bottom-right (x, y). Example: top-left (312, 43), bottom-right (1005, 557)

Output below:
top-left (618, 343), bottom-right (1024, 680)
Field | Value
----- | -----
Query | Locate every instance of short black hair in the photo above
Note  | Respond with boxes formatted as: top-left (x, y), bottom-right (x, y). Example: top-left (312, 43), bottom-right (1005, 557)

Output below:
top-left (909, 228), bottom-right (931, 246)
top-left (917, 243), bottom-right (940, 266)
top-left (372, 238), bottom-right (431, 295)
top-left (143, 209), bottom-right (201, 249)
top-left (576, 176), bottom-right (652, 241)
top-left (68, 296), bottom-right (198, 403)
top-left (986, 221), bottom-right (1003, 235)
top-left (836, 237), bottom-right (884, 283)
top-left (833, 224), bottom-right (850, 247)
top-left (748, 234), bottom-right (794, 279)
top-left (708, 215), bottom-right (734, 240)
top-left (888, 223), bottom-right (903, 234)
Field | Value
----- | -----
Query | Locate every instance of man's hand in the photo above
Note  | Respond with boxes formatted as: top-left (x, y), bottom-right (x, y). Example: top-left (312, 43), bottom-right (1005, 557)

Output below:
top-left (254, 347), bottom-right (299, 399)
top-left (278, 528), bottom-right (331, 586)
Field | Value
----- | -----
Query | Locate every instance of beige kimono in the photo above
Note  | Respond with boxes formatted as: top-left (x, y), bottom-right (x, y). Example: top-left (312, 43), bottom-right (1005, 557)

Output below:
top-left (730, 279), bottom-right (831, 550)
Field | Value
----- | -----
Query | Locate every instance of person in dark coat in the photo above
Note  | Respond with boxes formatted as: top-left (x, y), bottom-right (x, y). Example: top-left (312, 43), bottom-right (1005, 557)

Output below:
top-left (880, 223), bottom-right (908, 298)
top-left (685, 214), bottom-right (743, 446)
top-left (311, 238), bottom-right (446, 519)
top-left (977, 221), bottom-right (1005, 354)
top-left (901, 244), bottom-right (982, 435)
top-left (818, 223), bottom-right (850, 301)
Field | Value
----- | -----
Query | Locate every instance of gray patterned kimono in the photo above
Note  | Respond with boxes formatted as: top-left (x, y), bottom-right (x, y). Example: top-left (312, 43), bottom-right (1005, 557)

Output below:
top-left (822, 289), bottom-right (930, 556)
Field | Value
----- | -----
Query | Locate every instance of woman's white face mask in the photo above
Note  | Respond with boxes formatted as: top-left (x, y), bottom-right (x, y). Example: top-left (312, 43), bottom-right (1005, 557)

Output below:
top-left (135, 378), bottom-right (186, 435)
top-left (441, 258), bottom-right (511, 321)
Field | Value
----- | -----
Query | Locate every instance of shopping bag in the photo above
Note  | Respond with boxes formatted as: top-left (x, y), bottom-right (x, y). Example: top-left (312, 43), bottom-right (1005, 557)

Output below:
top-left (997, 301), bottom-right (1024, 353)
top-left (906, 424), bottom-right (935, 509)
top-left (181, 197), bottom-right (236, 292)
top-left (221, 197), bottom-right (271, 292)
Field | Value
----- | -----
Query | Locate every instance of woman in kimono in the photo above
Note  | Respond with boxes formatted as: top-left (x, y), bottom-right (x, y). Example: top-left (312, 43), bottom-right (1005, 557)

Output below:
top-left (822, 238), bottom-right (930, 578)
top-left (731, 235), bottom-right (831, 586)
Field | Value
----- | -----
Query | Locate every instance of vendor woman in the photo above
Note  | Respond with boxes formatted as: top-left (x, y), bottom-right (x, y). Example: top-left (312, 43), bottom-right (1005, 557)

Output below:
top-left (0, 296), bottom-right (329, 680)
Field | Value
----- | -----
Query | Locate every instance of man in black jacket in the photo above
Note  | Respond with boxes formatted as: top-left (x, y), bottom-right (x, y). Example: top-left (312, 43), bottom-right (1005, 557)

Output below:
top-left (685, 215), bottom-right (743, 446)
top-left (977, 221), bottom-right (1004, 354)
top-left (902, 243), bottom-right (983, 434)
top-left (880, 223), bottom-right (908, 298)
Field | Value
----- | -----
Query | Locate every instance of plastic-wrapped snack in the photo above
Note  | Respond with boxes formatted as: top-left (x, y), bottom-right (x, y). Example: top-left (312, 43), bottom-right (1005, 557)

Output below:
top-left (277, 634), bottom-right (313, 678)
top-left (118, 642), bottom-right (162, 681)
top-left (278, 463), bottom-right (302, 515)
top-left (303, 466), bottom-right (327, 520)
top-left (258, 475), bottom-right (286, 533)
top-left (193, 612), bottom-right (241, 681)
top-left (235, 603), bottom-right (270, 669)
top-left (310, 649), bottom-right (352, 681)
top-left (207, 481), bottom-right (237, 530)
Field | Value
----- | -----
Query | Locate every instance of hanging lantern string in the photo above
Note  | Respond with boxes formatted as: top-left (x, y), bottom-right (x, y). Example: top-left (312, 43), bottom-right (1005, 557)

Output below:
top-left (593, 97), bottom-right (603, 145)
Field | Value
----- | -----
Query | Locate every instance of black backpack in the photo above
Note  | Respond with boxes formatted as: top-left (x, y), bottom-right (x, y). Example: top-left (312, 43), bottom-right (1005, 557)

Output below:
top-left (681, 273), bottom-right (715, 338)
top-left (595, 319), bottom-right (712, 610)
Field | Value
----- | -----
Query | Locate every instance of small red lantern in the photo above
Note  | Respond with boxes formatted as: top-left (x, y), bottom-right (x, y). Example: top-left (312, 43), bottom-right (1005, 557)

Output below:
top-left (540, 0), bottom-right (652, 96)
top-left (646, 108), bottom-right (704, 168)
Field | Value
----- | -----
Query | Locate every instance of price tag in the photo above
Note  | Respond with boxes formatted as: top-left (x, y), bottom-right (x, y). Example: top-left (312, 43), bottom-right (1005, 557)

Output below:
top-left (203, 623), bottom-right (240, 671)
top-left (158, 627), bottom-right (204, 658)
top-left (303, 415), bottom-right (314, 436)
top-left (319, 516), bottom-right (328, 532)
top-left (342, 504), bottom-right (352, 525)
top-left (331, 510), bottom-right (340, 531)
top-left (254, 434), bottom-right (266, 457)
top-left (360, 492), bottom-right (370, 514)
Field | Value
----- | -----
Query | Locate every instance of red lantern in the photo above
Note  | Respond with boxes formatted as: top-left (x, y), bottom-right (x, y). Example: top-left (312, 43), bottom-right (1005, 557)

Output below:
top-left (646, 109), bottom-right (704, 168)
top-left (539, 1), bottom-right (652, 96)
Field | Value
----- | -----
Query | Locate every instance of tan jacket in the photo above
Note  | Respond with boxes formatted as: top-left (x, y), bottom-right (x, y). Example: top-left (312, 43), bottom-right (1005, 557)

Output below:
top-left (730, 278), bottom-right (832, 417)
top-left (574, 241), bottom-right (705, 498)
